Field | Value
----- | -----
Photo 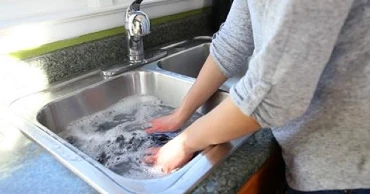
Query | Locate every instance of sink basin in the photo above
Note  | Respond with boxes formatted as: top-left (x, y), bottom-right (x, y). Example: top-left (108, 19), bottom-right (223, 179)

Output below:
top-left (37, 71), bottom-right (218, 134)
top-left (158, 43), bottom-right (247, 90)
top-left (158, 44), bottom-right (209, 78)
top-left (8, 38), bottom-right (250, 194)
top-left (37, 71), bottom-right (227, 179)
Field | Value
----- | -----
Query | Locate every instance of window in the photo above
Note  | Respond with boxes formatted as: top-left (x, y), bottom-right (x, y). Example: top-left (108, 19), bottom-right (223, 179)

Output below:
top-left (0, 0), bottom-right (211, 54)
top-left (1, 0), bottom-right (88, 24)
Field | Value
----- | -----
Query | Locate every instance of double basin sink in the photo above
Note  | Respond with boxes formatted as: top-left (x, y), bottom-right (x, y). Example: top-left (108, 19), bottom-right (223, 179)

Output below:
top-left (9, 37), bottom-right (247, 193)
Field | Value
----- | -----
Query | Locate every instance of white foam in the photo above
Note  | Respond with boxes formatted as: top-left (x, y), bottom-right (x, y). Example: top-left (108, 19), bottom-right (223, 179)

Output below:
top-left (59, 95), bottom-right (202, 179)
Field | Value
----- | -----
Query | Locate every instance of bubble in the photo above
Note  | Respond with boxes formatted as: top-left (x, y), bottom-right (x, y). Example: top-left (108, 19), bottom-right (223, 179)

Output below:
top-left (58, 95), bottom-right (202, 179)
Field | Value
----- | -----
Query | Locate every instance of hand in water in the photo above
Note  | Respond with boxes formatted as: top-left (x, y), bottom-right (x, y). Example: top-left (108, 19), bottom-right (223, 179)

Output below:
top-left (144, 135), bottom-right (194, 173)
top-left (145, 112), bottom-right (185, 133)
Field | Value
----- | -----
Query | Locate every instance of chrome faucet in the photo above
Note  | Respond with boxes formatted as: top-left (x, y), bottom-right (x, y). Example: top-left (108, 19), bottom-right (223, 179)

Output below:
top-left (101, 0), bottom-right (167, 77)
top-left (125, 0), bottom-right (150, 63)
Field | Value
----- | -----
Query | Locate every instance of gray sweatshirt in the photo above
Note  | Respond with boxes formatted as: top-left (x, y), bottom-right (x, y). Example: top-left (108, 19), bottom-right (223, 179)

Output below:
top-left (210, 0), bottom-right (370, 191)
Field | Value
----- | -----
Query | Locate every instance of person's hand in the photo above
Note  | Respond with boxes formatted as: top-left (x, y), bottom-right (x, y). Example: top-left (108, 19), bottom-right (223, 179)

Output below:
top-left (144, 135), bottom-right (195, 173)
top-left (145, 112), bottom-right (185, 133)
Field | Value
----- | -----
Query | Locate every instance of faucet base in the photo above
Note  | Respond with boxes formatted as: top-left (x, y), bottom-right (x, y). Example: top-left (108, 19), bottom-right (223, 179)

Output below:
top-left (101, 50), bottom-right (167, 77)
top-left (127, 35), bottom-right (145, 63)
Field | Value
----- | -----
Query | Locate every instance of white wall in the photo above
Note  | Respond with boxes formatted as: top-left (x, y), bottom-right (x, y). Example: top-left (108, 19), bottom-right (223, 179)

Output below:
top-left (0, 0), bottom-right (212, 54)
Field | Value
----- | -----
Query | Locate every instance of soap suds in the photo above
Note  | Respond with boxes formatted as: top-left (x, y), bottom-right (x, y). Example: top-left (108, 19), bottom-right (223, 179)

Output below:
top-left (59, 95), bottom-right (202, 179)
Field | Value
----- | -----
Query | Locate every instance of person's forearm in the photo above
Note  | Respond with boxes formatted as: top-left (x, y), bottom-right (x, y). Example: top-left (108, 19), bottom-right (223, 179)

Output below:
top-left (175, 55), bottom-right (228, 122)
top-left (179, 97), bottom-right (261, 152)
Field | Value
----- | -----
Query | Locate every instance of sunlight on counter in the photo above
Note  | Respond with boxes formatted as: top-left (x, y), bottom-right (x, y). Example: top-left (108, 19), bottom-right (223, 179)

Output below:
top-left (0, 55), bottom-right (48, 151)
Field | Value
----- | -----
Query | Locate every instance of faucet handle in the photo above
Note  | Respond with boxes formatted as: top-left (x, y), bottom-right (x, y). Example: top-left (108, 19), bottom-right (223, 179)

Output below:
top-left (129, 0), bottom-right (143, 11)
top-left (127, 11), bottom-right (151, 37)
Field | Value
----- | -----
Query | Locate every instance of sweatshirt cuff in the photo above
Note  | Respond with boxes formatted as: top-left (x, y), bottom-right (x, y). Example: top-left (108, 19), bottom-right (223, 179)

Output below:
top-left (210, 41), bottom-right (235, 78)
top-left (229, 72), bottom-right (272, 128)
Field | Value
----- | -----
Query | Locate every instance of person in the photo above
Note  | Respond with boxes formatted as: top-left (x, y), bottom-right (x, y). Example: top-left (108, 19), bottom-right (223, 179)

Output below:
top-left (144, 0), bottom-right (370, 193)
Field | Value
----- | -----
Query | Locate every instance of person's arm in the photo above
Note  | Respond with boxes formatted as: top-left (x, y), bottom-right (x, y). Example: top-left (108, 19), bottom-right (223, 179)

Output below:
top-left (146, 0), bottom-right (254, 133)
top-left (146, 97), bottom-right (260, 173)
top-left (145, 55), bottom-right (227, 133)
top-left (179, 97), bottom-right (261, 151)
top-left (171, 55), bottom-right (228, 126)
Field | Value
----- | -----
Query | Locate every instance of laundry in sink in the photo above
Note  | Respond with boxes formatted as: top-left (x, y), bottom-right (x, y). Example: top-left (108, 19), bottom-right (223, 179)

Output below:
top-left (58, 95), bottom-right (202, 179)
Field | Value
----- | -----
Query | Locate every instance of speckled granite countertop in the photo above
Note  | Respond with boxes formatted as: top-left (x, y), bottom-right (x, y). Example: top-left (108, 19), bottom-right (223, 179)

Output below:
top-left (0, 11), bottom-right (278, 193)
top-left (0, 123), bottom-right (97, 194)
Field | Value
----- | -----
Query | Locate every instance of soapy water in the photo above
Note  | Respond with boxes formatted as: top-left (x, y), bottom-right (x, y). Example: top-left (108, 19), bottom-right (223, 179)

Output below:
top-left (58, 95), bottom-right (202, 179)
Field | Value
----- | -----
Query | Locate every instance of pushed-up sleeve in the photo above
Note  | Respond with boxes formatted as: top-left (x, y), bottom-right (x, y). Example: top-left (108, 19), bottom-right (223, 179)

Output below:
top-left (210, 0), bottom-right (254, 78)
top-left (229, 0), bottom-right (354, 128)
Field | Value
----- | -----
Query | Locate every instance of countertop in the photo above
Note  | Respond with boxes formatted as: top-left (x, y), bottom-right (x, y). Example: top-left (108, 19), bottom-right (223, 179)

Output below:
top-left (0, 118), bottom-right (277, 193)
top-left (0, 121), bottom-right (97, 193)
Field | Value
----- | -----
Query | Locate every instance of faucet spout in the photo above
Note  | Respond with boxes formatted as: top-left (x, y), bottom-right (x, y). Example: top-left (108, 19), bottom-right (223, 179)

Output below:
top-left (125, 0), bottom-right (150, 63)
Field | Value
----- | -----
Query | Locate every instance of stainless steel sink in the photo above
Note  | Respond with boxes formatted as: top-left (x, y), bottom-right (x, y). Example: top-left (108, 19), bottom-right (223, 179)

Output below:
top-left (158, 44), bottom-right (209, 78)
top-left (8, 38), bottom-right (250, 194)
top-left (158, 42), bottom-right (247, 90)
top-left (37, 71), bottom-right (219, 134)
